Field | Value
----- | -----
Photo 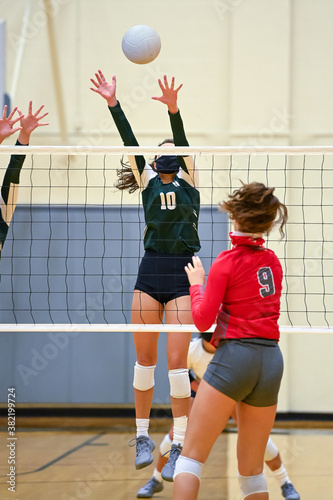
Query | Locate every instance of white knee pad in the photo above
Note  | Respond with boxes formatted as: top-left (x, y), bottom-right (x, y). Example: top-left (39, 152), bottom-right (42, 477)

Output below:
top-left (174, 455), bottom-right (203, 481)
top-left (168, 368), bottom-right (191, 399)
top-left (238, 472), bottom-right (268, 498)
top-left (264, 437), bottom-right (279, 461)
top-left (133, 362), bottom-right (156, 391)
top-left (159, 433), bottom-right (172, 457)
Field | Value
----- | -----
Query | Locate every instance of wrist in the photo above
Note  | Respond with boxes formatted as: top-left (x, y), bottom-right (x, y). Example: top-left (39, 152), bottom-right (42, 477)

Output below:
top-left (168, 106), bottom-right (179, 115)
top-left (107, 97), bottom-right (118, 108)
top-left (18, 130), bottom-right (30, 145)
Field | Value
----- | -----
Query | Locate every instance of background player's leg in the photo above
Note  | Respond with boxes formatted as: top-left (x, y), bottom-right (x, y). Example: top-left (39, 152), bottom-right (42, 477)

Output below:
top-left (173, 380), bottom-right (237, 499)
top-left (236, 402), bottom-right (278, 499)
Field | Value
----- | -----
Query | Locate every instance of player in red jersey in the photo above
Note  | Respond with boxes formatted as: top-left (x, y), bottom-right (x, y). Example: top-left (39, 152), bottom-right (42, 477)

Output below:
top-left (173, 182), bottom-right (288, 500)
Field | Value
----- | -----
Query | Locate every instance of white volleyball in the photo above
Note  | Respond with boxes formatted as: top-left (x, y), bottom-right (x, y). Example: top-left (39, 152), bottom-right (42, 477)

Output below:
top-left (121, 25), bottom-right (161, 64)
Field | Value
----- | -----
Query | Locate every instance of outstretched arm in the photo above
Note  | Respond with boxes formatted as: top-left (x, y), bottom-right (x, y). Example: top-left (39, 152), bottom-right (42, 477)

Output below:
top-left (152, 76), bottom-right (198, 186)
top-left (0, 106), bottom-right (22, 144)
top-left (152, 75), bottom-right (182, 114)
top-left (17, 100), bottom-right (49, 145)
top-left (90, 69), bottom-right (146, 178)
top-left (90, 70), bottom-right (139, 146)
top-left (0, 102), bottom-right (48, 254)
top-left (152, 76), bottom-right (188, 144)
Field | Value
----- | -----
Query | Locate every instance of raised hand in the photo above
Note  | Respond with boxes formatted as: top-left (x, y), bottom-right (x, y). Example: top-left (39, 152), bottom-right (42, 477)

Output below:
top-left (152, 75), bottom-right (183, 114)
top-left (185, 256), bottom-right (206, 286)
top-left (90, 70), bottom-right (117, 107)
top-left (0, 106), bottom-right (22, 144)
top-left (18, 101), bottom-right (49, 145)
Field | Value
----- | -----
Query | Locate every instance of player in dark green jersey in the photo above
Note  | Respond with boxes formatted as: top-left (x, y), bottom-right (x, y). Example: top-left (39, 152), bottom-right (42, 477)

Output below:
top-left (91, 71), bottom-right (199, 478)
top-left (0, 102), bottom-right (49, 261)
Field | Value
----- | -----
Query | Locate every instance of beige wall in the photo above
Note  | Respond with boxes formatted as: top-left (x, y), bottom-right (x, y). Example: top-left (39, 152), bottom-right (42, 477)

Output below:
top-left (1, 0), bottom-right (333, 412)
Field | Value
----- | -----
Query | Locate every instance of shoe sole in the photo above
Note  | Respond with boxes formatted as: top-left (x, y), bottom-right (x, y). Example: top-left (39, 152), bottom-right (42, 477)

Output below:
top-left (137, 489), bottom-right (163, 499)
top-left (135, 442), bottom-right (155, 470)
top-left (160, 472), bottom-right (174, 483)
top-left (135, 456), bottom-right (154, 470)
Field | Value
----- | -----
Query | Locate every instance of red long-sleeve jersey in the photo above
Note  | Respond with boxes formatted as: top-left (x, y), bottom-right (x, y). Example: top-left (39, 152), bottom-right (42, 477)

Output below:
top-left (190, 233), bottom-right (283, 346)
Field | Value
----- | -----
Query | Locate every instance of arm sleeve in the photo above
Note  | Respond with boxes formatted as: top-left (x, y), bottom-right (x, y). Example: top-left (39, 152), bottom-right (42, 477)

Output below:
top-left (189, 257), bottom-right (230, 331)
top-left (0, 140), bottom-right (27, 252)
top-left (108, 101), bottom-right (145, 174)
top-left (169, 110), bottom-right (198, 187)
top-left (1, 140), bottom-right (26, 203)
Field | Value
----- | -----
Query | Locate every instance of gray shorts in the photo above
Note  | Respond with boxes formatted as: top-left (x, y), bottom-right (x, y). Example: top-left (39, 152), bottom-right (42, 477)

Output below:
top-left (203, 338), bottom-right (284, 407)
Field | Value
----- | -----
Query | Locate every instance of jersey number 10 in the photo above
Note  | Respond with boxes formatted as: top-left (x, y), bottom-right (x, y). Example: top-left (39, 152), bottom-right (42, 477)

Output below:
top-left (160, 192), bottom-right (176, 210)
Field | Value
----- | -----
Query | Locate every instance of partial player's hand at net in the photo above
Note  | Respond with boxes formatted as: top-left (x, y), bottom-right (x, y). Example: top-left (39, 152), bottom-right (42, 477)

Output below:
top-left (18, 101), bottom-right (49, 144)
top-left (185, 256), bottom-right (206, 286)
top-left (152, 75), bottom-right (182, 114)
top-left (0, 106), bottom-right (22, 144)
top-left (90, 70), bottom-right (117, 108)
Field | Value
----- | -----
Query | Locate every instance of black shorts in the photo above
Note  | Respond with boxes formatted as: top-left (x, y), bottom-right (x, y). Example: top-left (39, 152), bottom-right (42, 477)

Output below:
top-left (203, 338), bottom-right (284, 407)
top-left (134, 250), bottom-right (193, 305)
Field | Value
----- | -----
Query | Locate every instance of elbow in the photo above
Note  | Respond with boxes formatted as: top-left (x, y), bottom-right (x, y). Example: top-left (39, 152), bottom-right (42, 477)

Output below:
top-left (194, 317), bottom-right (213, 333)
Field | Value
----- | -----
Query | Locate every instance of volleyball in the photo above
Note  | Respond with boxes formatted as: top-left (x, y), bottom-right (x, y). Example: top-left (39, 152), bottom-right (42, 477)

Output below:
top-left (121, 25), bottom-right (161, 64)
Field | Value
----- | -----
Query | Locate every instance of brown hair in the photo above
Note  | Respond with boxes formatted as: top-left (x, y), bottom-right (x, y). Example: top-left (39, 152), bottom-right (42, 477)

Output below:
top-left (115, 138), bottom-right (174, 193)
top-left (220, 181), bottom-right (288, 237)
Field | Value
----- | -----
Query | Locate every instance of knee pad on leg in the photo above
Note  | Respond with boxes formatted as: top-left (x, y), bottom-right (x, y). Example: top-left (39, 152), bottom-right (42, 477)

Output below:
top-left (159, 433), bottom-right (172, 457)
top-left (174, 455), bottom-right (203, 481)
top-left (133, 362), bottom-right (156, 391)
top-left (168, 368), bottom-right (191, 399)
top-left (238, 472), bottom-right (268, 498)
top-left (264, 437), bottom-right (279, 461)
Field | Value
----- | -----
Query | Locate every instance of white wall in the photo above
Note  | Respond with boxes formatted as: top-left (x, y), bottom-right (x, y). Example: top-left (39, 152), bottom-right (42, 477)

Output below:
top-left (1, 0), bottom-right (333, 412)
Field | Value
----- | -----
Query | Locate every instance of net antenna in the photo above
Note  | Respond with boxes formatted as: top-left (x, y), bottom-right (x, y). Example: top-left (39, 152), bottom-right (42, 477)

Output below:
top-left (0, 144), bottom-right (332, 335)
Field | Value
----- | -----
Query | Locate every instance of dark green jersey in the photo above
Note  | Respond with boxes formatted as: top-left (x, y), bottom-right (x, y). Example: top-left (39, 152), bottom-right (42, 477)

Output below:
top-left (109, 102), bottom-right (200, 254)
top-left (142, 174), bottom-right (200, 254)
top-left (0, 141), bottom-right (26, 259)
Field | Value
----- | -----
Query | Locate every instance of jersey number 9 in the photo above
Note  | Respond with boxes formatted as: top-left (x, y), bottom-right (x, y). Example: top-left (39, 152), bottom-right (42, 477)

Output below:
top-left (257, 267), bottom-right (275, 298)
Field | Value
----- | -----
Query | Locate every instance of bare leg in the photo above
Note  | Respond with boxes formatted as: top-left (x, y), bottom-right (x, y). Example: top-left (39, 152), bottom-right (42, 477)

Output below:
top-left (165, 296), bottom-right (193, 418)
top-left (156, 428), bottom-right (173, 472)
top-left (236, 402), bottom-right (278, 500)
top-left (265, 452), bottom-right (282, 471)
top-left (173, 380), bottom-right (237, 499)
top-left (132, 290), bottom-right (164, 419)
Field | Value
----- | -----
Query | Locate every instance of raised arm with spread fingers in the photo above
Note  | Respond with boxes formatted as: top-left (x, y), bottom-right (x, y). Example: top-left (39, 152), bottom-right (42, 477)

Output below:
top-left (0, 102), bottom-right (49, 256)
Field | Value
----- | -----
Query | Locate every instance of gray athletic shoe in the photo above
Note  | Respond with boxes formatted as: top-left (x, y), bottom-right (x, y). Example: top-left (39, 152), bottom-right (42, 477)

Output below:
top-left (161, 443), bottom-right (182, 482)
top-left (281, 482), bottom-right (301, 500)
top-left (137, 476), bottom-right (164, 498)
top-left (129, 435), bottom-right (155, 470)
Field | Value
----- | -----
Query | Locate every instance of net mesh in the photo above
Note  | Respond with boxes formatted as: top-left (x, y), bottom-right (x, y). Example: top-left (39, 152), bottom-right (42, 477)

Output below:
top-left (0, 146), bottom-right (332, 331)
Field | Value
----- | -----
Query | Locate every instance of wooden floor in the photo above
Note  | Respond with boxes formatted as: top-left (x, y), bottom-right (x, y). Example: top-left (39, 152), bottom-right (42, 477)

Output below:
top-left (0, 424), bottom-right (332, 500)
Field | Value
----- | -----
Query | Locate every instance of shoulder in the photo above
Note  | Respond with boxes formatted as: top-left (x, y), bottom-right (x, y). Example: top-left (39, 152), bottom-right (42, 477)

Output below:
top-left (214, 248), bottom-right (235, 265)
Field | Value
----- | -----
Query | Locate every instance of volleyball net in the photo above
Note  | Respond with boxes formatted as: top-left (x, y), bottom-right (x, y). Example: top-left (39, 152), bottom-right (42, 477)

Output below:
top-left (0, 145), bottom-right (332, 334)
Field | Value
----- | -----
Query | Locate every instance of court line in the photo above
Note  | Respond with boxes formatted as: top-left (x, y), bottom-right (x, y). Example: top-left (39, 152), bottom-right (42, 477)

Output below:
top-left (0, 431), bottom-right (107, 477)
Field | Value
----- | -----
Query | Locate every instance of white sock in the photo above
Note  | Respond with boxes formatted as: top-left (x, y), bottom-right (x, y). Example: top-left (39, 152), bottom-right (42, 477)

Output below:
top-left (153, 467), bottom-right (162, 482)
top-left (136, 418), bottom-right (149, 438)
top-left (271, 464), bottom-right (291, 487)
top-left (173, 415), bottom-right (188, 447)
